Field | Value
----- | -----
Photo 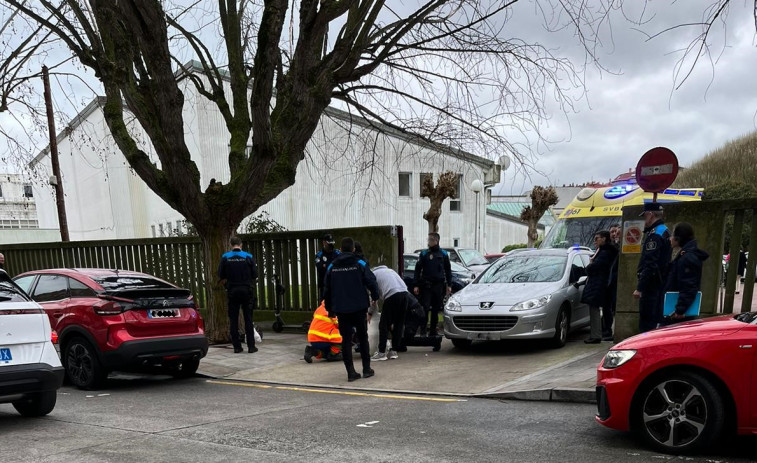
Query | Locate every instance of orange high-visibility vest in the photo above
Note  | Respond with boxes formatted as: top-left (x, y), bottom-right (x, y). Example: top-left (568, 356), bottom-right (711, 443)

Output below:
top-left (307, 302), bottom-right (342, 344)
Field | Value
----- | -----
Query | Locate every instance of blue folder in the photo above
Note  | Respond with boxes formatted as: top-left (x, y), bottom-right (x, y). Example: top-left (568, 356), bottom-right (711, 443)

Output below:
top-left (663, 291), bottom-right (702, 317)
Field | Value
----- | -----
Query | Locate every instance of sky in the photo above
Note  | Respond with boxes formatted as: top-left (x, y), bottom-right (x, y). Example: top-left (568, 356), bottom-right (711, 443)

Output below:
top-left (494, 0), bottom-right (757, 195)
top-left (2, 1), bottom-right (756, 195)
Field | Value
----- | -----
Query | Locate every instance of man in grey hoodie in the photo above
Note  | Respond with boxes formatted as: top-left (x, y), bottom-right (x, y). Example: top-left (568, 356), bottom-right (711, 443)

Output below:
top-left (371, 265), bottom-right (442, 360)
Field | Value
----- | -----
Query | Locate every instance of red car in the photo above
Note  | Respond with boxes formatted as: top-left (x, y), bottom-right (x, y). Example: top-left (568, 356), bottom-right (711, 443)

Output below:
top-left (596, 313), bottom-right (757, 454)
top-left (13, 269), bottom-right (208, 389)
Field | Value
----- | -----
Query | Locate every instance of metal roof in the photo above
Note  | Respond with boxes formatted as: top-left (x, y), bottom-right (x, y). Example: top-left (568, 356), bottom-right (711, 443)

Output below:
top-left (486, 203), bottom-right (555, 227)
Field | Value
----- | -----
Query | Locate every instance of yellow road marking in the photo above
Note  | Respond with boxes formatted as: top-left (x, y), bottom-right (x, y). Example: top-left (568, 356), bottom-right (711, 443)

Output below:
top-left (207, 380), bottom-right (466, 403)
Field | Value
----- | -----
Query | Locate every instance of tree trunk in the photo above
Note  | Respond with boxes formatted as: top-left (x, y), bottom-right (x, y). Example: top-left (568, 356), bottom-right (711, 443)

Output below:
top-left (527, 221), bottom-right (539, 248)
top-left (200, 225), bottom-right (236, 343)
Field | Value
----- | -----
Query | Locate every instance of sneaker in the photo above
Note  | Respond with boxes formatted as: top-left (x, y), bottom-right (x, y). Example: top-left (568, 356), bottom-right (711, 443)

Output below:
top-left (388, 350), bottom-right (399, 360)
top-left (248, 346), bottom-right (258, 354)
top-left (304, 346), bottom-right (313, 363)
top-left (363, 368), bottom-right (375, 378)
top-left (371, 351), bottom-right (388, 361)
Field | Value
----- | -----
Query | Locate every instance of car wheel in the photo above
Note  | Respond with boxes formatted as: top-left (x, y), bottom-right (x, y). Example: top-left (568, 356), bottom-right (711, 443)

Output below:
top-left (550, 306), bottom-right (570, 348)
top-left (272, 320), bottom-right (284, 332)
top-left (12, 390), bottom-right (57, 417)
top-left (451, 339), bottom-right (472, 349)
top-left (64, 337), bottom-right (107, 390)
top-left (171, 358), bottom-right (200, 379)
top-left (635, 372), bottom-right (725, 454)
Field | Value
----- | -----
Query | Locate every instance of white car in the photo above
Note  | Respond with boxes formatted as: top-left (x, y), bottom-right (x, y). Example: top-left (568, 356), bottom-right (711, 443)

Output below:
top-left (0, 270), bottom-right (64, 417)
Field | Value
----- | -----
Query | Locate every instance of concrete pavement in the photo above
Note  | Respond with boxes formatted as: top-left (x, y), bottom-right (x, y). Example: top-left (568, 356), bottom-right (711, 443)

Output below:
top-left (198, 325), bottom-right (608, 403)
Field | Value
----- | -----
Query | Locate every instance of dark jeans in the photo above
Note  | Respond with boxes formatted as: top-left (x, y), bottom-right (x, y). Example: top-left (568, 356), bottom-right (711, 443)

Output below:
top-left (336, 310), bottom-right (371, 374)
top-left (639, 287), bottom-right (664, 333)
top-left (379, 293), bottom-right (408, 353)
top-left (603, 283), bottom-right (617, 338)
top-left (228, 286), bottom-right (255, 349)
top-left (420, 282), bottom-right (445, 334)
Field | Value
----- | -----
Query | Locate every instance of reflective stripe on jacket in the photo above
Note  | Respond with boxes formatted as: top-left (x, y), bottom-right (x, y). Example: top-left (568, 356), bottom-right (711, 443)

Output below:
top-left (308, 303), bottom-right (342, 344)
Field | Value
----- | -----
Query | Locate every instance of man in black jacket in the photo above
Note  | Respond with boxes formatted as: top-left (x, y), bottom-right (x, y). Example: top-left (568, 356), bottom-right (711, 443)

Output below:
top-left (323, 237), bottom-right (380, 382)
top-left (665, 222), bottom-right (709, 323)
top-left (218, 236), bottom-right (259, 354)
top-left (315, 233), bottom-right (340, 302)
top-left (413, 232), bottom-right (452, 336)
top-left (633, 203), bottom-right (672, 332)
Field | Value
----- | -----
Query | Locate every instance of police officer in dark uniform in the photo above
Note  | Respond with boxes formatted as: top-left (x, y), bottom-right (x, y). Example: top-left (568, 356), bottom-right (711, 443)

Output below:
top-left (218, 236), bottom-right (258, 353)
top-left (413, 232), bottom-right (452, 336)
top-left (315, 233), bottom-right (340, 302)
top-left (633, 203), bottom-right (672, 332)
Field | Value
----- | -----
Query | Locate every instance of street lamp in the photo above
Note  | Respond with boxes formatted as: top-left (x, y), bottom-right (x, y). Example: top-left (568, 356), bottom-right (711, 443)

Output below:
top-left (471, 179), bottom-right (483, 250)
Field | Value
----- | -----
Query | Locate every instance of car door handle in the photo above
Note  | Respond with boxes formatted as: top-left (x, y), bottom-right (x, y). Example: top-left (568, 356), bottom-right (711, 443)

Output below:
top-left (739, 345), bottom-right (752, 349)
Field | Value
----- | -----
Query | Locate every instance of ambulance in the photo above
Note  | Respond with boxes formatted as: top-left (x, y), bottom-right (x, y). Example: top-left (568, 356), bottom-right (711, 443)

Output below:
top-left (541, 184), bottom-right (704, 249)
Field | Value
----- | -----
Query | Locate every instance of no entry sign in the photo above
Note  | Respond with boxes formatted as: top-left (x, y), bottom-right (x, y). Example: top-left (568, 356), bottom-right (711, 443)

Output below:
top-left (635, 147), bottom-right (679, 193)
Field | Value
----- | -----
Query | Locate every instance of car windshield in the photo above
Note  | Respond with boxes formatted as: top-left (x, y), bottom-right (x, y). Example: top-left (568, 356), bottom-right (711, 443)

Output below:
top-left (403, 256), bottom-right (418, 273)
top-left (478, 255), bottom-right (567, 284)
top-left (95, 276), bottom-right (173, 291)
top-left (542, 217), bottom-right (620, 249)
top-left (0, 280), bottom-right (32, 302)
top-left (457, 249), bottom-right (489, 266)
top-left (450, 261), bottom-right (468, 273)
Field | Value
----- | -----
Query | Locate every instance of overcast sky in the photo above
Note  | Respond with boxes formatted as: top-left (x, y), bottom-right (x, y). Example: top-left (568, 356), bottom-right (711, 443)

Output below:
top-left (495, 0), bottom-right (757, 195)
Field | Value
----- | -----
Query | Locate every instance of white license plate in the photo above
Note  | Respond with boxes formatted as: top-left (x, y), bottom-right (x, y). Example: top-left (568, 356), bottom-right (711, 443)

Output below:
top-left (148, 309), bottom-right (179, 319)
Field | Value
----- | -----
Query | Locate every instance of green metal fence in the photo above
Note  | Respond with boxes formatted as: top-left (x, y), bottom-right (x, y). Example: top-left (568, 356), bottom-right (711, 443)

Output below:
top-left (1, 226), bottom-right (401, 311)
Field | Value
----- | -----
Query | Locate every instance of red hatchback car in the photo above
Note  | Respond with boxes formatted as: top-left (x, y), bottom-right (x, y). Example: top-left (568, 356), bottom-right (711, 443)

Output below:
top-left (596, 313), bottom-right (757, 454)
top-left (13, 269), bottom-right (208, 389)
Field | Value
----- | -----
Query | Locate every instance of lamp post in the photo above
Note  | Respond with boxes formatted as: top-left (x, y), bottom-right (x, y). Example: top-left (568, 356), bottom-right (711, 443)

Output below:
top-left (471, 179), bottom-right (483, 250)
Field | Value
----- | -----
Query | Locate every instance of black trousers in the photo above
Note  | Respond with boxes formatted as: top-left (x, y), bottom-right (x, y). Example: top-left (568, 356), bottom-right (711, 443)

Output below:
top-left (228, 286), bottom-right (255, 349)
top-left (336, 310), bottom-right (371, 373)
top-left (420, 282), bottom-right (445, 334)
top-left (602, 282), bottom-right (617, 339)
top-left (379, 293), bottom-right (408, 353)
top-left (639, 287), bottom-right (664, 333)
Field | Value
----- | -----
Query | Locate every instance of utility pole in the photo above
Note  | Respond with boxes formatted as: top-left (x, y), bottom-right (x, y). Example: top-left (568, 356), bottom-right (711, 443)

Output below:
top-left (42, 65), bottom-right (69, 241)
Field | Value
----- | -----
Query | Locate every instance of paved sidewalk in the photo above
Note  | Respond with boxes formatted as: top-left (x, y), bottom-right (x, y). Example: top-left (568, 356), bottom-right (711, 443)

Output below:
top-left (198, 326), bottom-right (608, 403)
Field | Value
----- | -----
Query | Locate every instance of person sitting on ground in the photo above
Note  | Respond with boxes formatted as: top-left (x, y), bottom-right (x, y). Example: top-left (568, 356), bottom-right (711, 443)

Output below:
top-left (663, 222), bottom-right (709, 325)
top-left (304, 301), bottom-right (343, 363)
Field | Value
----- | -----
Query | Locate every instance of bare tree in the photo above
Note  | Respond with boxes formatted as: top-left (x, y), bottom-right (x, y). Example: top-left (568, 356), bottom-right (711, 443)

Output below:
top-left (0, 1), bottom-right (618, 341)
top-left (520, 185), bottom-right (558, 247)
top-left (421, 171), bottom-right (458, 233)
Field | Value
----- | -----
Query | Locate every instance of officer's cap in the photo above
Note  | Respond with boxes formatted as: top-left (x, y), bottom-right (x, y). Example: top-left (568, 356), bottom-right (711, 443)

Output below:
top-left (639, 202), bottom-right (663, 216)
top-left (322, 233), bottom-right (335, 243)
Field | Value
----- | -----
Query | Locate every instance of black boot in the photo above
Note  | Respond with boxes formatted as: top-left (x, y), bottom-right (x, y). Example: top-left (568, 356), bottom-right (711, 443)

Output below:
top-left (346, 364), bottom-right (361, 382)
top-left (303, 345), bottom-right (313, 363)
top-left (433, 336), bottom-right (442, 352)
top-left (363, 368), bottom-right (375, 379)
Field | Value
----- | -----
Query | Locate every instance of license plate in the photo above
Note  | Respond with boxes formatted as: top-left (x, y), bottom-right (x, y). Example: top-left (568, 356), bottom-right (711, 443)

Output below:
top-left (0, 348), bottom-right (12, 363)
top-left (148, 309), bottom-right (179, 319)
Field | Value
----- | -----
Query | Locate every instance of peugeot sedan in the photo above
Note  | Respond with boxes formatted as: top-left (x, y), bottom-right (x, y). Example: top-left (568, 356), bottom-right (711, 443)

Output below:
top-left (443, 248), bottom-right (592, 348)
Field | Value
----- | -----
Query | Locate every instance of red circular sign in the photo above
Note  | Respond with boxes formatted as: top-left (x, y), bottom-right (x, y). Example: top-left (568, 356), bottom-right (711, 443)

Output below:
top-left (635, 147), bottom-right (679, 193)
top-left (625, 227), bottom-right (641, 245)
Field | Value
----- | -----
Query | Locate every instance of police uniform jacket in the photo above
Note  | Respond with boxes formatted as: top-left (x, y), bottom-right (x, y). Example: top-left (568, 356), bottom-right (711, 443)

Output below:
top-left (323, 252), bottom-right (379, 314)
top-left (218, 249), bottom-right (258, 289)
top-left (413, 245), bottom-right (452, 287)
top-left (636, 220), bottom-right (672, 293)
top-left (315, 248), bottom-right (340, 289)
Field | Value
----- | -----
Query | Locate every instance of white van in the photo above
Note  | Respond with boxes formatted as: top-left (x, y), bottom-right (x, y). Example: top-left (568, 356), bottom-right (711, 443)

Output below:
top-left (0, 270), bottom-right (64, 416)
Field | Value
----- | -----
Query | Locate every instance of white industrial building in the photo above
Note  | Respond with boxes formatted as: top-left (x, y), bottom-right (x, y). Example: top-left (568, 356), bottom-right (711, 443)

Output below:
top-left (30, 63), bottom-right (528, 253)
top-left (0, 173), bottom-right (59, 244)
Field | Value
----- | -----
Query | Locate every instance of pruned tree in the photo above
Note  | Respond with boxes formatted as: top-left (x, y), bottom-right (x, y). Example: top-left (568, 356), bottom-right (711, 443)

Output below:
top-left (421, 171), bottom-right (458, 233)
top-left (0, 1), bottom-right (619, 341)
top-left (520, 186), bottom-right (558, 247)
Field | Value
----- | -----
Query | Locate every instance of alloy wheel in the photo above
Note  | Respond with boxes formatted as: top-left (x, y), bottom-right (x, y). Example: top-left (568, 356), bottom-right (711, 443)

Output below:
top-left (642, 380), bottom-right (707, 448)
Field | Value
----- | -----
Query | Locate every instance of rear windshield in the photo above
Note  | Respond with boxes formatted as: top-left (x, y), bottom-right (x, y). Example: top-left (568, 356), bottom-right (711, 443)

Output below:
top-left (478, 255), bottom-right (567, 284)
top-left (95, 276), bottom-right (174, 291)
top-left (0, 280), bottom-right (32, 302)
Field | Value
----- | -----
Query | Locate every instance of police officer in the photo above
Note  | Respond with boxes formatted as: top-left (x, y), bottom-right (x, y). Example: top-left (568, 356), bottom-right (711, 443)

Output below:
top-left (218, 236), bottom-right (258, 353)
top-left (323, 237), bottom-right (379, 382)
top-left (633, 203), bottom-right (672, 332)
top-left (315, 233), bottom-right (340, 302)
top-left (413, 232), bottom-right (452, 336)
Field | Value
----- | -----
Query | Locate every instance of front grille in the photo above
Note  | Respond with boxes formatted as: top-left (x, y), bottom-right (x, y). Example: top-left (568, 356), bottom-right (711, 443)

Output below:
top-left (452, 315), bottom-right (518, 332)
top-left (596, 386), bottom-right (611, 421)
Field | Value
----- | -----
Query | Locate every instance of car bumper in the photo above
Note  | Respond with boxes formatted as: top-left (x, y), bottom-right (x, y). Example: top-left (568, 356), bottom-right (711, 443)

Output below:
top-left (103, 335), bottom-right (209, 367)
top-left (443, 312), bottom-right (554, 340)
top-left (0, 363), bottom-right (65, 401)
top-left (595, 360), bottom-right (644, 431)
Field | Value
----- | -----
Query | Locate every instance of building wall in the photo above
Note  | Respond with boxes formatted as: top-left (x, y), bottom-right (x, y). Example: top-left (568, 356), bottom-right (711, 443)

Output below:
top-left (32, 85), bottom-right (527, 252)
top-left (0, 173), bottom-right (39, 229)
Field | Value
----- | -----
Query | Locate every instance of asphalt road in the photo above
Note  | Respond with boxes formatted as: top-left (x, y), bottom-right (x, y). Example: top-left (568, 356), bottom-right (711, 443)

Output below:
top-left (0, 374), bottom-right (754, 463)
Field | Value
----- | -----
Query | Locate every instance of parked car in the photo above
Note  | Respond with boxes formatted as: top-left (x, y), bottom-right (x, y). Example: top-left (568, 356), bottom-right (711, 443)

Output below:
top-left (413, 247), bottom-right (491, 275)
top-left (596, 312), bottom-right (757, 454)
top-left (13, 269), bottom-right (208, 389)
top-left (484, 253), bottom-right (505, 263)
top-left (402, 254), bottom-right (475, 294)
top-left (0, 270), bottom-right (64, 416)
top-left (443, 248), bottom-right (592, 349)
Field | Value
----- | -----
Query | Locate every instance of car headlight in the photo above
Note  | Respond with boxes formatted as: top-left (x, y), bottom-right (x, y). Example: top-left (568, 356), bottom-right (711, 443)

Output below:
top-left (445, 298), bottom-right (462, 312)
top-left (602, 350), bottom-right (637, 369)
top-left (511, 294), bottom-right (552, 311)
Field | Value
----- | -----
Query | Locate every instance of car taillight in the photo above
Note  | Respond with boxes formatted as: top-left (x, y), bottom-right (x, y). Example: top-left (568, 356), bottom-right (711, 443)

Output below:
top-left (93, 301), bottom-right (124, 316)
top-left (51, 330), bottom-right (59, 344)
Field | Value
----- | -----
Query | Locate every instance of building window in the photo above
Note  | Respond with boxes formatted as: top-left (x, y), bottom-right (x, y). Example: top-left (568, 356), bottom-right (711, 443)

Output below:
top-left (449, 174), bottom-right (462, 211)
top-left (166, 221), bottom-right (172, 236)
top-left (419, 173), bottom-right (433, 196)
top-left (151, 225), bottom-right (156, 238)
top-left (158, 223), bottom-right (165, 237)
top-left (0, 184), bottom-right (3, 197)
top-left (453, 238), bottom-right (460, 247)
top-left (23, 185), bottom-right (33, 198)
top-left (398, 172), bottom-right (412, 198)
